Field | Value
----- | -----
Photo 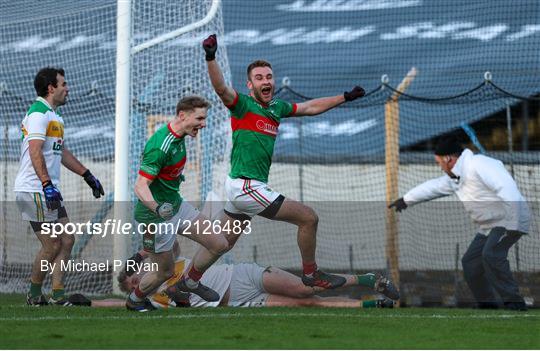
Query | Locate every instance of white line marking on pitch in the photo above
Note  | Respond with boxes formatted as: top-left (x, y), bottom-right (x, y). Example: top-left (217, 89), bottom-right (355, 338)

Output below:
top-left (0, 313), bottom-right (536, 322)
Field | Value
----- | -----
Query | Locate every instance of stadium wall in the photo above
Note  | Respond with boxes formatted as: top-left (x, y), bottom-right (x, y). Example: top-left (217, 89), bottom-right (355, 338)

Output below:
top-left (2, 160), bottom-right (538, 272)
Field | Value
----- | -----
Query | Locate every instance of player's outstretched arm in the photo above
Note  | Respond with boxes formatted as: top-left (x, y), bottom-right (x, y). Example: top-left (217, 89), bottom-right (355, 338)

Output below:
top-left (266, 294), bottom-right (362, 308)
top-left (90, 299), bottom-right (125, 308)
top-left (401, 175), bottom-right (454, 206)
top-left (66, 293), bottom-right (125, 308)
top-left (294, 86), bottom-right (365, 116)
top-left (203, 34), bottom-right (236, 106)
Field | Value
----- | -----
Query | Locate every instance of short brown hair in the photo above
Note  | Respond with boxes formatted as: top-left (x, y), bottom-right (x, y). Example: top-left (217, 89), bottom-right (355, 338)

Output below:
top-left (117, 270), bottom-right (130, 294)
top-left (34, 67), bottom-right (65, 98)
top-left (246, 60), bottom-right (272, 79)
top-left (176, 95), bottom-right (210, 115)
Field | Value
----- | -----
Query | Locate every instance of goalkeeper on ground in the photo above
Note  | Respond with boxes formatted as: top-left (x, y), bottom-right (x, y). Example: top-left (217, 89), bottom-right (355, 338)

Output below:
top-left (70, 243), bottom-right (399, 309)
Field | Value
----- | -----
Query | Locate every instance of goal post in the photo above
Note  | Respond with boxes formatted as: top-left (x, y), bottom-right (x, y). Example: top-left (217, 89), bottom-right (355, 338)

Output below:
top-left (113, 0), bottom-right (132, 293)
top-left (114, 0), bottom-right (222, 205)
top-left (113, 0), bottom-right (230, 293)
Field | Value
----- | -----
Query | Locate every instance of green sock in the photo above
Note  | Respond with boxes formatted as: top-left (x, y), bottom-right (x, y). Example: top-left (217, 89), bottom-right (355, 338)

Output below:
top-left (357, 273), bottom-right (376, 288)
top-left (362, 300), bottom-right (377, 308)
top-left (52, 288), bottom-right (65, 300)
top-left (29, 282), bottom-right (42, 298)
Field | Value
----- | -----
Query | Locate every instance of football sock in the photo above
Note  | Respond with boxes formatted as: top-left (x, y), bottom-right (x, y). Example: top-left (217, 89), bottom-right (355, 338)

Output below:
top-left (130, 286), bottom-right (145, 302)
top-left (357, 273), bottom-right (376, 288)
top-left (303, 261), bottom-right (317, 277)
top-left (52, 288), bottom-right (65, 300)
top-left (184, 266), bottom-right (203, 289)
top-left (29, 282), bottom-right (42, 298)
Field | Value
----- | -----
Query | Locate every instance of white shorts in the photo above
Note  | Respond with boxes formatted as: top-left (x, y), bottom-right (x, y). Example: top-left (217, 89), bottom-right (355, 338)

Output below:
top-left (15, 191), bottom-right (67, 223)
top-left (140, 201), bottom-right (199, 253)
top-left (228, 262), bottom-right (269, 307)
top-left (224, 176), bottom-right (282, 218)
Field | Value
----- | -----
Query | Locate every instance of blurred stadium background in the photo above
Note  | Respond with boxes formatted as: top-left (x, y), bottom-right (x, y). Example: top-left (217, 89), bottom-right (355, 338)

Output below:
top-left (0, 0), bottom-right (538, 307)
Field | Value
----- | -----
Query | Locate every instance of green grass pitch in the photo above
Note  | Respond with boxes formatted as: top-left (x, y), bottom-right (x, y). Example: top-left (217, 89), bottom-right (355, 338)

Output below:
top-left (0, 294), bottom-right (539, 349)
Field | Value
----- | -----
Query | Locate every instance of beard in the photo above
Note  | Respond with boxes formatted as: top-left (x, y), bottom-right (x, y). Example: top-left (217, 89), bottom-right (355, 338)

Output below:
top-left (56, 95), bottom-right (67, 106)
top-left (253, 86), bottom-right (273, 104)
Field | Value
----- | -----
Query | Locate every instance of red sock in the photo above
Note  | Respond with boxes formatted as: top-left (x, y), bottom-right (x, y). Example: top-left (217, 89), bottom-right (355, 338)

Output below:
top-left (134, 286), bottom-right (145, 299)
top-left (187, 266), bottom-right (203, 282)
top-left (303, 261), bottom-right (317, 276)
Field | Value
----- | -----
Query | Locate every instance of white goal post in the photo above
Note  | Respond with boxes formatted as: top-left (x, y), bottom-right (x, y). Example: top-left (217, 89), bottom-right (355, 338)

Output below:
top-left (113, 0), bottom-right (226, 293)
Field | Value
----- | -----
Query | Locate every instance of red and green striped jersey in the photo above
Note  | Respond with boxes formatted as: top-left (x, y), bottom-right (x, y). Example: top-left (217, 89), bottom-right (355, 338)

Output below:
top-left (227, 91), bottom-right (297, 183)
top-left (134, 123), bottom-right (187, 223)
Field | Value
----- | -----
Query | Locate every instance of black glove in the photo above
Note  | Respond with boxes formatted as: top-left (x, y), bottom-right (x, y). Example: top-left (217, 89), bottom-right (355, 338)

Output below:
top-left (344, 86), bottom-right (365, 101)
top-left (202, 34), bottom-right (217, 61)
top-left (388, 198), bottom-right (408, 212)
top-left (82, 170), bottom-right (104, 198)
top-left (124, 252), bottom-right (144, 277)
top-left (42, 180), bottom-right (63, 210)
top-left (68, 293), bottom-right (92, 306)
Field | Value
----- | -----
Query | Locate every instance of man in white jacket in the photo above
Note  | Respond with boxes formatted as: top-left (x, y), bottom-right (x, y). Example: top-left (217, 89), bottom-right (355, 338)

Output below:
top-left (389, 136), bottom-right (529, 311)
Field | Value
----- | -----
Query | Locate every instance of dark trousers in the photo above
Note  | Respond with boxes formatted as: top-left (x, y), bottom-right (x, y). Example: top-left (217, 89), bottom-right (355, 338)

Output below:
top-left (461, 227), bottom-right (524, 307)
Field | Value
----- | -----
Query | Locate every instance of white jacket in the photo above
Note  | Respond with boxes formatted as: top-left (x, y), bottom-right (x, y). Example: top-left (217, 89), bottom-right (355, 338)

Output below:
top-left (403, 149), bottom-right (530, 234)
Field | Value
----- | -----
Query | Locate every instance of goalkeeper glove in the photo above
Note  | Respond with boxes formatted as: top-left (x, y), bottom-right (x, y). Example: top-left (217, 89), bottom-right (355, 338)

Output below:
top-left (388, 198), bottom-right (408, 212)
top-left (202, 34), bottom-right (217, 61)
top-left (344, 86), bottom-right (365, 101)
top-left (156, 202), bottom-right (174, 220)
top-left (67, 293), bottom-right (91, 306)
top-left (42, 180), bottom-right (63, 210)
top-left (82, 170), bottom-right (104, 198)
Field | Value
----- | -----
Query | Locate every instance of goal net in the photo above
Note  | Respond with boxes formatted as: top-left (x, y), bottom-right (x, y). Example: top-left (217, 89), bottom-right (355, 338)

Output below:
top-left (1, 0), bottom-right (538, 308)
top-left (218, 0), bottom-right (539, 307)
top-left (0, 0), bottom-right (231, 295)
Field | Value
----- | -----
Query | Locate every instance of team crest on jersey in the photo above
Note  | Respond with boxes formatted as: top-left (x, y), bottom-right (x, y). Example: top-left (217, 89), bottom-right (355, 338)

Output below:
top-left (256, 120), bottom-right (278, 136)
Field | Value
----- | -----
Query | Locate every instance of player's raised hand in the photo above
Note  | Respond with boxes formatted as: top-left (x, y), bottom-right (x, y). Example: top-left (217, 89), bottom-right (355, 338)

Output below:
top-left (203, 34), bottom-right (217, 61)
top-left (82, 170), bottom-right (104, 198)
top-left (42, 180), bottom-right (63, 210)
top-left (388, 198), bottom-right (408, 212)
top-left (344, 86), bottom-right (365, 101)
